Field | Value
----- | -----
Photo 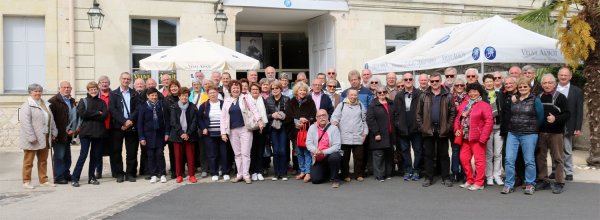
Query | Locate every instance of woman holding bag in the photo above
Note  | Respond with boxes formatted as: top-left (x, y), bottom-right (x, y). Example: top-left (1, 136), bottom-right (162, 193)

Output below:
top-left (266, 81), bottom-right (291, 180)
top-left (248, 83), bottom-right (269, 181)
top-left (454, 83), bottom-right (494, 191)
top-left (220, 80), bottom-right (264, 184)
top-left (284, 82), bottom-right (316, 183)
top-left (199, 87), bottom-right (229, 182)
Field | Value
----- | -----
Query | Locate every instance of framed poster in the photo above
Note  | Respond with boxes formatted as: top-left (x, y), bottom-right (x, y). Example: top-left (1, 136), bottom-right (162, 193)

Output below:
top-left (240, 33), bottom-right (263, 67)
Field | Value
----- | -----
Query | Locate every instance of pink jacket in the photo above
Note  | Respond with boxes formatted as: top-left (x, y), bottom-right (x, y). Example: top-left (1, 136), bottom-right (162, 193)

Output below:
top-left (453, 99), bottom-right (493, 144)
top-left (220, 94), bottom-right (262, 135)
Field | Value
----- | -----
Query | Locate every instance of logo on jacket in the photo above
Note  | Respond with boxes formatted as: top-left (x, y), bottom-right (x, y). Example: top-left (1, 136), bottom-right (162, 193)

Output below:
top-left (472, 47), bottom-right (480, 61)
top-left (485, 47), bottom-right (496, 60)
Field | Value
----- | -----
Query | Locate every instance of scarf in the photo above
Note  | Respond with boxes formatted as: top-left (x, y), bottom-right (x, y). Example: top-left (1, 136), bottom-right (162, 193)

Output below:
top-left (296, 96), bottom-right (307, 108)
top-left (487, 90), bottom-right (496, 104)
top-left (147, 101), bottom-right (159, 130)
top-left (460, 96), bottom-right (482, 139)
top-left (178, 101), bottom-right (189, 132)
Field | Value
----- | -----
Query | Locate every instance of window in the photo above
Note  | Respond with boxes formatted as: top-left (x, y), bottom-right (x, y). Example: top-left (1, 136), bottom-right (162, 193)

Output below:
top-left (131, 18), bottom-right (178, 85)
top-left (385, 26), bottom-right (417, 54)
top-left (3, 17), bottom-right (45, 93)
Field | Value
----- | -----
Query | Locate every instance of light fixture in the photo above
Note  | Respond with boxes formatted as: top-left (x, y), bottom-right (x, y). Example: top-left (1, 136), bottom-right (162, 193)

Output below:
top-left (214, 8), bottom-right (228, 33)
top-left (87, 0), bottom-right (105, 30)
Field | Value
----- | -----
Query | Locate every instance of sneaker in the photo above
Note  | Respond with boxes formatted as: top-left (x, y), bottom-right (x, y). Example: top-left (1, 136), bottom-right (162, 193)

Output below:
top-left (411, 173), bottom-right (420, 181)
top-left (272, 176), bottom-right (278, 181)
top-left (468, 184), bottom-right (484, 191)
top-left (223, 175), bottom-right (231, 181)
top-left (150, 176), bottom-right (157, 183)
top-left (443, 179), bottom-right (453, 187)
top-left (212, 176), bottom-right (219, 182)
top-left (282, 176), bottom-right (289, 181)
top-left (201, 172), bottom-right (208, 178)
top-left (422, 179), bottom-right (432, 187)
top-left (535, 181), bottom-right (550, 190)
top-left (251, 173), bottom-right (258, 181)
top-left (565, 175), bottom-right (573, 181)
top-left (524, 184), bottom-right (535, 195)
top-left (257, 173), bottom-right (265, 181)
top-left (376, 176), bottom-right (385, 182)
top-left (71, 181), bottom-right (80, 187)
top-left (487, 178), bottom-right (494, 186)
top-left (176, 176), bottom-right (183, 183)
top-left (331, 181), bottom-right (340, 188)
top-left (500, 186), bottom-right (514, 194)
top-left (189, 176), bottom-right (198, 183)
top-left (40, 182), bottom-right (56, 187)
top-left (460, 182), bottom-right (472, 189)
top-left (160, 175), bottom-right (167, 183)
top-left (494, 176), bottom-right (504, 186)
top-left (552, 183), bottom-right (564, 194)
top-left (403, 174), bottom-right (411, 181)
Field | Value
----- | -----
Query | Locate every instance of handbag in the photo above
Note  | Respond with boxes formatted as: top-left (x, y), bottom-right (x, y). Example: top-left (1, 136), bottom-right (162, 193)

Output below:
top-left (296, 123), bottom-right (308, 148)
top-left (241, 96), bottom-right (259, 131)
top-left (454, 129), bottom-right (463, 145)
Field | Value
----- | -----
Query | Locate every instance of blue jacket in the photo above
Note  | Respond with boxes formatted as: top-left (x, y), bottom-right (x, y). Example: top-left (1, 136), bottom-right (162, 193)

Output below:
top-left (198, 100), bottom-right (224, 137)
top-left (341, 86), bottom-right (374, 109)
top-left (137, 101), bottom-right (169, 148)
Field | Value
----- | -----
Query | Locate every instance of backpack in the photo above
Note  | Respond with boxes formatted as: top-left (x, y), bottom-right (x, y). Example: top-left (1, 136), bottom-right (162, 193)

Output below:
top-left (539, 92), bottom-right (561, 113)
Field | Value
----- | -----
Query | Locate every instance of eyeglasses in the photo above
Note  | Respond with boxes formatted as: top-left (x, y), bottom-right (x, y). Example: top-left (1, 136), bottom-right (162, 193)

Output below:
top-left (371, 81), bottom-right (379, 84)
top-left (518, 86), bottom-right (530, 89)
top-left (454, 84), bottom-right (465, 87)
top-left (445, 75), bottom-right (455, 78)
top-left (377, 91), bottom-right (388, 95)
top-left (466, 75), bottom-right (477, 78)
top-left (327, 72), bottom-right (336, 75)
top-left (494, 77), bottom-right (502, 80)
top-left (327, 85), bottom-right (336, 88)
top-left (316, 114), bottom-right (328, 118)
top-left (404, 78), bottom-right (413, 81)
top-left (430, 80), bottom-right (440, 83)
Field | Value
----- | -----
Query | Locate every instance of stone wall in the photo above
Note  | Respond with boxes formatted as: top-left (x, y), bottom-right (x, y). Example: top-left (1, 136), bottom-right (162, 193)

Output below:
top-left (0, 107), bottom-right (22, 152)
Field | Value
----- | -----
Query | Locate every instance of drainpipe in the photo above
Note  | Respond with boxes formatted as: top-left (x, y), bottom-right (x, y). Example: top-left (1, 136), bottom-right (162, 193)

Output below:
top-left (68, 0), bottom-right (76, 95)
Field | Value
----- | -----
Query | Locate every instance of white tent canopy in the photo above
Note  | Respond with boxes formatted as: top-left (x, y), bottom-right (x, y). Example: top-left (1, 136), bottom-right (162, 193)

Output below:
top-left (140, 36), bottom-right (260, 71)
top-left (365, 16), bottom-right (565, 74)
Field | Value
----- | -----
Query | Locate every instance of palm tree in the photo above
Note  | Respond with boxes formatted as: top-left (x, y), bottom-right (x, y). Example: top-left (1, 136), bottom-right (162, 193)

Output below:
top-left (514, 0), bottom-right (599, 167)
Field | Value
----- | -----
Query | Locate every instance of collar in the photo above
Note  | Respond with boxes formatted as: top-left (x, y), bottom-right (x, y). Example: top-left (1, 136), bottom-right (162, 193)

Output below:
top-left (120, 87), bottom-right (130, 93)
top-left (318, 123), bottom-right (330, 130)
top-left (558, 82), bottom-right (570, 89)
top-left (60, 94), bottom-right (71, 101)
top-left (27, 97), bottom-right (42, 108)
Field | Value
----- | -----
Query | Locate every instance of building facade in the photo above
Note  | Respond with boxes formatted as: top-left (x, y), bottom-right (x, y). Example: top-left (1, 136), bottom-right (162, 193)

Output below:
top-left (0, 0), bottom-right (541, 150)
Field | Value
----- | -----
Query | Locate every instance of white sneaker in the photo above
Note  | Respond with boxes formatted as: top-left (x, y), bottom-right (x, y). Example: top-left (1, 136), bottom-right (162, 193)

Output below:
top-left (223, 175), bottom-right (231, 181)
top-left (211, 176), bottom-right (219, 182)
top-left (201, 172), bottom-right (208, 178)
top-left (487, 178), bottom-right (494, 186)
top-left (272, 177), bottom-right (278, 181)
top-left (257, 173), bottom-right (265, 181)
top-left (23, 182), bottom-right (34, 189)
top-left (251, 173), bottom-right (258, 181)
top-left (160, 175), bottom-right (167, 183)
top-left (282, 177), bottom-right (289, 181)
top-left (494, 176), bottom-right (504, 185)
top-left (150, 176), bottom-right (157, 183)
top-left (40, 182), bottom-right (56, 187)
top-left (459, 182), bottom-right (472, 188)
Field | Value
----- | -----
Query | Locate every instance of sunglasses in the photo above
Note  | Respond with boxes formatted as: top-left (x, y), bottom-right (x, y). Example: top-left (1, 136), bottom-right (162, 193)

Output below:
top-left (404, 78), bottom-right (413, 81)
top-left (494, 77), bottom-right (502, 80)
top-left (316, 114), bottom-right (328, 118)
top-left (454, 84), bottom-right (465, 87)
top-left (518, 86), bottom-right (530, 89)
top-left (371, 81), bottom-right (379, 84)
top-left (377, 91), bottom-right (388, 94)
top-left (430, 80), bottom-right (440, 83)
top-left (327, 72), bottom-right (336, 75)
top-left (327, 85), bottom-right (336, 88)
top-left (445, 75), bottom-right (455, 78)
top-left (466, 75), bottom-right (477, 78)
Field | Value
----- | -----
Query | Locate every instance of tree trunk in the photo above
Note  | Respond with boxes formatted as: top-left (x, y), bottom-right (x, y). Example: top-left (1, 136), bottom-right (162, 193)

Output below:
top-left (584, 0), bottom-right (600, 167)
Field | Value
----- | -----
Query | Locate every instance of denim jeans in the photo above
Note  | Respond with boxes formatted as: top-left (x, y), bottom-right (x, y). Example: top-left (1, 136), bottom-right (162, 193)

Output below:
top-left (451, 142), bottom-right (462, 176)
top-left (271, 128), bottom-right (289, 176)
top-left (398, 135), bottom-right (423, 174)
top-left (72, 138), bottom-right (102, 182)
top-left (204, 136), bottom-right (230, 176)
top-left (52, 142), bottom-right (72, 181)
top-left (294, 143), bottom-right (312, 174)
top-left (505, 132), bottom-right (538, 188)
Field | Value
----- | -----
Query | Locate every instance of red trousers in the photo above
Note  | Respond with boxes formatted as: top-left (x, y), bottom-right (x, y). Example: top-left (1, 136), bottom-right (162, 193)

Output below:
top-left (460, 140), bottom-right (486, 187)
top-left (174, 141), bottom-right (195, 177)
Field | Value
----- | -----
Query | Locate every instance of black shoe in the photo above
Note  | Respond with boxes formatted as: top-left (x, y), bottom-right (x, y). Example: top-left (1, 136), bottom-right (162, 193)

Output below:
top-left (565, 175), bottom-right (573, 181)
top-left (54, 179), bottom-right (68, 184)
top-left (144, 176), bottom-right (151, 180)
top-left (548, 173), bottom-right (555, 179)
top-left (88, 179), bottom-right (100, 185)
top-left (126, 175), bottom-right (136, 182)
top-left (552, 183), bottom-right (564, 194)
top-left (95, 172), bottom-right (102, 179)
top-left (71, 181), bottom-right (80, 187)
top-left (116, 175), bottom-right (124, 183)
top-left (112, 173), bottom-right (117, 178)
top-left (65, 175), bottom-right (72, 181)
top-left (375, 176), bottom-right (385, 182)
top-left (443, 178), bottom-right (453, 187)
top-left (422, 179), bottom-right (432, 187)
top-left (535, 180), bottom-right (550, 190)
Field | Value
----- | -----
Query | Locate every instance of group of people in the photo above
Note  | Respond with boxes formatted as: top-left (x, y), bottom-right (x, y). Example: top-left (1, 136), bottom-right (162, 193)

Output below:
top-left (19, 64), bottom-right (583, 193)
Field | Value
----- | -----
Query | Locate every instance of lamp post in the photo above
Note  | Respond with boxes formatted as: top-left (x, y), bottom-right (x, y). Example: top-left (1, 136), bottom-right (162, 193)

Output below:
top-left (87, 0), bottom-right (105, 30)
top-left (214, 8), bottom-right (228, 45)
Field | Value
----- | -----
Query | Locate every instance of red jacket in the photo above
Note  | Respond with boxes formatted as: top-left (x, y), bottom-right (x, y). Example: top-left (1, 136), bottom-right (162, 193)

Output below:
top-left (454, 99), bottom-right (493, 144)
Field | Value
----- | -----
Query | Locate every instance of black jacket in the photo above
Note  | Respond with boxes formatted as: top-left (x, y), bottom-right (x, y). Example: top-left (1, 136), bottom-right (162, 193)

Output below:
top-left (48, 93), bottom-right (76, 144)
top-left (393, 88), bottom-right (421, 136)
top-left (169, 103), bottom-right (199, 142)
top-left (366, 98), bottom-right (395, 150)
top-left (109, 87), bottom-right (139, 130)
top-left (539, 92), bottom-right (570, 134)
top-left (284, 97), bottom-right (316, 138)
top-left (163, 95), bottom-right (179, 127)
top-left (500, 90), bottom-right (517, 137)
top-left (77, 94), bottom-right (109, 138)
top-left (308, 93), bottom-right (334, 117)
top-left (265, 95), bottom-right (290, 126)
top-left (564, 85), bottom-right (584, 135)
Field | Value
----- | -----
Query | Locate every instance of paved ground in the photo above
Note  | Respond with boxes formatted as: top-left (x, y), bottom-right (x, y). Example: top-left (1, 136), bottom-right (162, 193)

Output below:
top-left (0, 145), bottom-right (599, 220)
top-left (110, 178), bottom-right (600, 220)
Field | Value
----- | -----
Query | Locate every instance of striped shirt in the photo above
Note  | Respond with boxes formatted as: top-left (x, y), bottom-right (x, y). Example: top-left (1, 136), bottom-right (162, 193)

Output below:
top-left (208, 101), bottom-right (222, 137)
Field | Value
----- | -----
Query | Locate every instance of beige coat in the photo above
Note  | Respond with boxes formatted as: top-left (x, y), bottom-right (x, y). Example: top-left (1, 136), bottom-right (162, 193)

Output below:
top-left (19, 97), bottom-right (58, 150)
